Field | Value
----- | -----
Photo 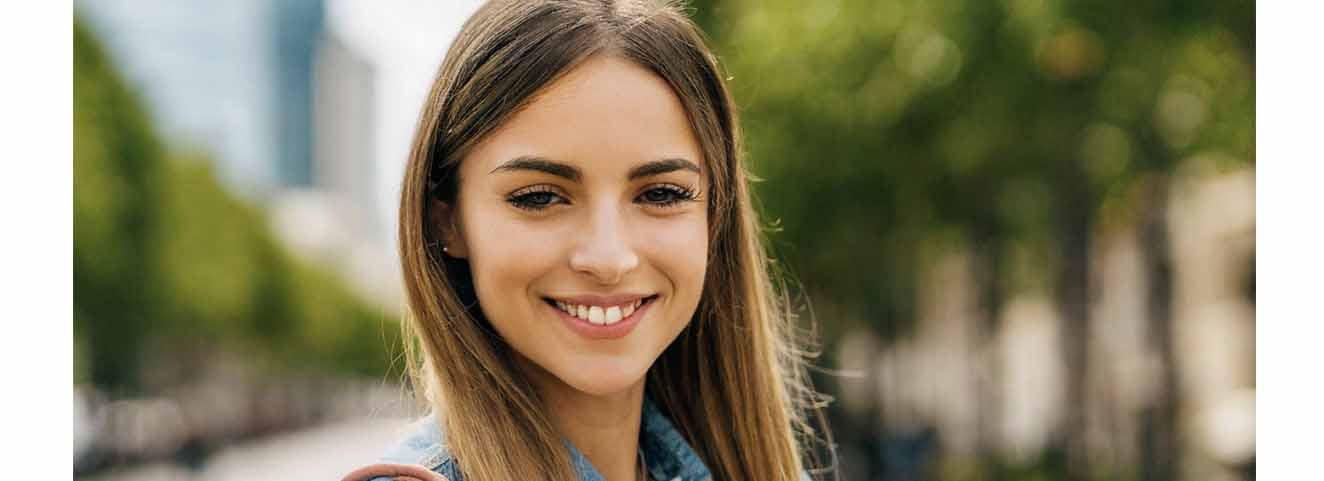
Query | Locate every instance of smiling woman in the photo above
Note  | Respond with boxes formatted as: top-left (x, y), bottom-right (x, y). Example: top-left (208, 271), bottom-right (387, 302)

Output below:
top-left (345, 1), bottom-right (834, 481)
top-left (442, 54), bottom-right (711, 401)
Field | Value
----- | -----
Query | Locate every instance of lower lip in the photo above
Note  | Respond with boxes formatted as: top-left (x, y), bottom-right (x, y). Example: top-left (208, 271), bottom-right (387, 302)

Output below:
top-left (546, 297), bottom-right (655, 340)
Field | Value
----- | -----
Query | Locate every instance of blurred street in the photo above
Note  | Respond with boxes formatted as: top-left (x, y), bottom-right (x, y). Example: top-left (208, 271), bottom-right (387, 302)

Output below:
top-left (79, 416), bottom-right (413, 481)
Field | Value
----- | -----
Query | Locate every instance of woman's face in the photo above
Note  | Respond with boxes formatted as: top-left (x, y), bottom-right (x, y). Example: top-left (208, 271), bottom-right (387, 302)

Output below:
top-left (439, 55), bottom-right (708, 397)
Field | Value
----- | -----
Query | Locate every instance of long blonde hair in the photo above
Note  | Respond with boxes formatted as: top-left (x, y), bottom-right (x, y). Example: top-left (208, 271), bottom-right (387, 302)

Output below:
top-left (397, 1), bottom-right (833, 480)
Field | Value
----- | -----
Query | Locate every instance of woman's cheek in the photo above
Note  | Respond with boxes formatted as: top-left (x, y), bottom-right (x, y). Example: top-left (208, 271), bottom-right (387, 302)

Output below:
top-left (469, 204), bottom-right (558, 258)
top-left (643, 212), bottom-right (708, 299)
top-left (464, 208), bottom-right (558, 310)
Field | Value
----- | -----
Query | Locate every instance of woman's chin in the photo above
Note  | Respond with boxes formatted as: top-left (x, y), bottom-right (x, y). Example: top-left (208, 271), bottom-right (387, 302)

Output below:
top-left (552, 360), bottom-right (649, 397)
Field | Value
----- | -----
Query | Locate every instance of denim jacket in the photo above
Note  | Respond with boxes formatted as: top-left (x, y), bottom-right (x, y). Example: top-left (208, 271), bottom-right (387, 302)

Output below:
top-left (369, 396), bottom-right (717, 481)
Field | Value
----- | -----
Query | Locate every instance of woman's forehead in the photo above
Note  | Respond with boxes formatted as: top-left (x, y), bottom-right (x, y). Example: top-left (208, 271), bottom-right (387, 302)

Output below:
top-left (462, 55), bottom-right (705, 179)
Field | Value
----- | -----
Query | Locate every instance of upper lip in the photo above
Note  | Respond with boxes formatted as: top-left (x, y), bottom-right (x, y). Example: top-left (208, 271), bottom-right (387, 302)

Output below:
top-left (545, 293), bottom-right (655, 307)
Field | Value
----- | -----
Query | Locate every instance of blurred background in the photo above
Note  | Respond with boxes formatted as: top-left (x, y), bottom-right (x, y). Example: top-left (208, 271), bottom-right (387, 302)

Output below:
top-left (72, 1), bottom-right (1254, 480)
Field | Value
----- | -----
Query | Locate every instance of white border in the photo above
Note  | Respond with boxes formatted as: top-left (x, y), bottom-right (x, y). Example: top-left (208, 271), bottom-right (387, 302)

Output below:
top-left (1258, 1), bottom-right (1324, 479)
top-left (0, 0), bottom-right (73, 476)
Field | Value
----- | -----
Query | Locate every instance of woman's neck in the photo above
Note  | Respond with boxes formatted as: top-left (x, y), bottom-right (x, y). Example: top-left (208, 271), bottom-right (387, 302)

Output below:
top-left (523, 361), bottom-right (647, 481)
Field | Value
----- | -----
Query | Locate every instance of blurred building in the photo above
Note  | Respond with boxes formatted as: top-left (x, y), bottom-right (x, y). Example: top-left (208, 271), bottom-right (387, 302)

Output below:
top-left (73, 0), bottom-right (484, 308)
top-left (74, 0), bottom-right (322, 192)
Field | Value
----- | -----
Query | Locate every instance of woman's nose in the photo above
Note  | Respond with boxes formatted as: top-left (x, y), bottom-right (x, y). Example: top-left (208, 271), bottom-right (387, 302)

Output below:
top-left (568, 207), bottom-right (639, 285)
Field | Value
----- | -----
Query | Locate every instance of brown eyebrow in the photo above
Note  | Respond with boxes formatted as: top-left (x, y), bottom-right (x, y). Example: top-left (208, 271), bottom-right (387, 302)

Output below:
top-left (490, 156), bottom-right (581, 181)
top-left (627, 158), bottom-right (701, 180)
top-left (491, 156), bottom-right (702, 182)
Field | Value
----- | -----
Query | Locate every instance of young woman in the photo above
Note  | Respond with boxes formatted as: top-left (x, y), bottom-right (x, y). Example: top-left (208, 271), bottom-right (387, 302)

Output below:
top-left (343, 1), bottom-right (833, 480)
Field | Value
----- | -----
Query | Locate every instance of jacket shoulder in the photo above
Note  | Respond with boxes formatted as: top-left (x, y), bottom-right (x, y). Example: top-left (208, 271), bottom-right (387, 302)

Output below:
top-left (376, 414), bottom-right (464, 480)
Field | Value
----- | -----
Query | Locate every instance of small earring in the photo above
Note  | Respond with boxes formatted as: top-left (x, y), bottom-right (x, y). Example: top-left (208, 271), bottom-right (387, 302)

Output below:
top-left (443, 246), bottom-right (450, 253)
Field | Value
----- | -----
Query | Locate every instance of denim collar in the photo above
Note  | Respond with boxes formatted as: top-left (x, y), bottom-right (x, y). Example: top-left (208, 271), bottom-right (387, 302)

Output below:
top-left (566, 395), bottom-right (712, 481)
top-left (380, 395), bottom-right (713, 481)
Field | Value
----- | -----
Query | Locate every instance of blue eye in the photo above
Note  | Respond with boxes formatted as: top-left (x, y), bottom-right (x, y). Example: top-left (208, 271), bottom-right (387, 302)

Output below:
top-left (507, 186), bottom-right (566, 211)
top-left (638, 184), bottom-right (699, 207)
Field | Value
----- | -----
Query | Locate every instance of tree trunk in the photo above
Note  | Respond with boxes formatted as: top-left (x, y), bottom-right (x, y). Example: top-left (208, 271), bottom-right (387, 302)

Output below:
top-left (971, 219), bottom-right (1006, 480)
top-left (1055, 174), bottom-right (1093, 481)
top-left (1138, 176), bottom-right (1181, 481)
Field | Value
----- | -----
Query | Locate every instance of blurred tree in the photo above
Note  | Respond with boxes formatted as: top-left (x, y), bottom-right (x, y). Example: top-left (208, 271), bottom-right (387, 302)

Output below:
top-left (74, 19), bottom-right (167, 393)
top-left (691, 0), bottom-right (1253, 479)
top-left (74, 19), bottom-right (396, 395)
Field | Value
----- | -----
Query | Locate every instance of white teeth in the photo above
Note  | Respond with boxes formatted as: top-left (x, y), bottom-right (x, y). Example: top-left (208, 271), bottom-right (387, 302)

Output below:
top-left (553, 299), bottom-right (650, 325)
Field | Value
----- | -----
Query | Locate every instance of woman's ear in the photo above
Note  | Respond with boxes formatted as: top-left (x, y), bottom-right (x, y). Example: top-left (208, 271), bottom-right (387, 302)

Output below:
top-left (429, 199), bottom-right (470, 259)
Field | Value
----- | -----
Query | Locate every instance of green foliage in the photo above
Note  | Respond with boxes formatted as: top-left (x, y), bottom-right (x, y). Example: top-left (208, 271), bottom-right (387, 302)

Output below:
top-left (692, 0), bottom-right (1254, 339)
top-left (74, 19), bottom-right (395, 394)
top-left (74, 20), bottom-right (166, 390)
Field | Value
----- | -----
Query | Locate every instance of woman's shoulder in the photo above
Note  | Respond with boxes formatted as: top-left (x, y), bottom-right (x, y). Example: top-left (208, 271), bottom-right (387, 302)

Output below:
top-left (349, 413), bottom-right (464, 481)
top-left (380, 414), bottom-right (452, 466)
top-left (345, 405), bottom-right (817, 481)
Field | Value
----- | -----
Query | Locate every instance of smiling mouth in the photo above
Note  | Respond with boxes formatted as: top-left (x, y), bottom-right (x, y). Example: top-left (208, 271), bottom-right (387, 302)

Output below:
top-left (542, 295), bottom-right (658, 326)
